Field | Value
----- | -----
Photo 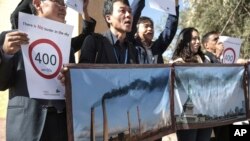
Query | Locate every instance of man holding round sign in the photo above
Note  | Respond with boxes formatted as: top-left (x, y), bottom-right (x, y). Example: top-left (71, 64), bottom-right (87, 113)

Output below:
top-left (202, 31), bottom-right (239, 141)
top-left (0, 0), bottom-right (96, 141)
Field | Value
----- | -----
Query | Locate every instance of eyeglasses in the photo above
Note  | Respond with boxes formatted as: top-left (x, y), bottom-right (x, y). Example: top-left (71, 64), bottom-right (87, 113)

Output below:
top-left (41, 0), bottom-right (66, 7)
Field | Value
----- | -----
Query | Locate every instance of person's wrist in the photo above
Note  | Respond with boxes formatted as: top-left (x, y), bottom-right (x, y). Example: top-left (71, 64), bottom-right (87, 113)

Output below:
top-left (83, 8), bottom-right (88, 13)
top-left (0, 47), bottom-right (14, 61)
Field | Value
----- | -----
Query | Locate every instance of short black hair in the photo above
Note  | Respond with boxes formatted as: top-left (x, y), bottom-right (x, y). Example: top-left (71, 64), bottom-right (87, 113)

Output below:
top-left (202, 31), bottom-right (219, 45)
top-left (10, 0), bottom-right (33, 29)
top-left (103, 0), bottom-right (130, 27)
top-left (137, 16), bottom-right (154, 27)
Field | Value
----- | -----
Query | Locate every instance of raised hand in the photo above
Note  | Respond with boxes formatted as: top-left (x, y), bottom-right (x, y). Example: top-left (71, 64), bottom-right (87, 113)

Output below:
top-left (81, 0), bottom-right (91, 21)
top-left (83, 0), bottom-right (89, 12)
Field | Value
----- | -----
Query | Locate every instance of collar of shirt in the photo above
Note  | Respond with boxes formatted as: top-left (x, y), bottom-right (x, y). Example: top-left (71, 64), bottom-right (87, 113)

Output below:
top-left (110, 31), bottom-right (119, 45)
top-left (105, 30), bottom-right (130, 49)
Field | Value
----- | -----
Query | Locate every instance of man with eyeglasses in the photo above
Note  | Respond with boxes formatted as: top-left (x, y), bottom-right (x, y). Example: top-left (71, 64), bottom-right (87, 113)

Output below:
top-left (0, 0), bottom-right (95, 141)
top-left (11, 0), bottom-right (95, 52)
top-left (11, 0), bottom-right (66, 29)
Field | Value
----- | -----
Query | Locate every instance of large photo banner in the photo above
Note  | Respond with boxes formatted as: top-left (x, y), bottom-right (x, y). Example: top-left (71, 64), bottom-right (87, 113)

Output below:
top-left (65, 64), bottom-right (249, 141)
top-left (174, 64), bottom-right (247, 129)
top-left (65, 64), bottom-right (174, 141)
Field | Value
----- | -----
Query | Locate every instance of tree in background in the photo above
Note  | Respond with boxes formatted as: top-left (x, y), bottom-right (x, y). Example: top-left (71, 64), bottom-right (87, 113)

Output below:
top-left (179, 0), bottom-right (250, 58)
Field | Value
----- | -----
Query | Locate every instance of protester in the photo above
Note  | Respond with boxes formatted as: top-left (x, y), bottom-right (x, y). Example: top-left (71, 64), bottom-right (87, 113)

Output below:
top-left (127, 0), bottom-right (179, 64)
top-left (79, 0), bottom-right (138, 64)
top-left (0, 0), bottom-right (95, 140)
top-left (202, 31), bottom-right (223, 63)
top-left (171, 27), bottom-right (212, 141)
top-left (202, 31), bottom-right (232, 141)
top-left (10, 0), bottom-right (96, 54)
top-left (127, 1), bottom-right (179, 140)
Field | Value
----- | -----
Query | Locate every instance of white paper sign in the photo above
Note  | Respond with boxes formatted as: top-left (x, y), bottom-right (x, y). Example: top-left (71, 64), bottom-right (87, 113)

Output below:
top-left (18, 12), bottom-right (73, 99)
top-left (219, 36), bottom-right (242, 64)
top-left (65, 0), bottom-right (84, 13)
top-left (149, 0), bottom-right (176, 15)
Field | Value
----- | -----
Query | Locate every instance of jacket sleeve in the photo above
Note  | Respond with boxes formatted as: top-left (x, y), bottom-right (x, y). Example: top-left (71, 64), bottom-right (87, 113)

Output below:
top-left (0, 32), bottom-right (16, 90)
top-left (78, 34), bottom-right (98, 63)
top-left (126, 0), bottom-right (145, 41)
top-left (154, 6), bottom-right (179, 53)
top-left (71, 17), bottom-right (96, 53)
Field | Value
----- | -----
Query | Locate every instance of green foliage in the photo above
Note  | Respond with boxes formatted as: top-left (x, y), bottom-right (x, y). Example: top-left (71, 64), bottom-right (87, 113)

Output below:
top-left (180, 0), bottom-right (250, 58)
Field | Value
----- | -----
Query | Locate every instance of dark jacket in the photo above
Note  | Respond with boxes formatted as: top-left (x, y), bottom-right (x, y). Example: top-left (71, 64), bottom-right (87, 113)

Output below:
top-left (205, 51), bottom-right (221, 64)
top-left (0, 18), bottom-right (96, 141)
top-left (127, 0), bottom-right (179, 64)
top-left (79, 30), bottom-right (138, 64)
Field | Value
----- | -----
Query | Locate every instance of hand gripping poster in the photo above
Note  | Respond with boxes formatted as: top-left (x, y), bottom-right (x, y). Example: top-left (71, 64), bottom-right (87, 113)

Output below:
top-left (19, 12), bottom-right (73, 99)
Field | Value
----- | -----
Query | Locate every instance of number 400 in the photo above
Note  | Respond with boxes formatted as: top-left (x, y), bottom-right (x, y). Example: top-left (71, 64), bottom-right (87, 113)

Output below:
top-left (35, 52), bottom-right (57, 66)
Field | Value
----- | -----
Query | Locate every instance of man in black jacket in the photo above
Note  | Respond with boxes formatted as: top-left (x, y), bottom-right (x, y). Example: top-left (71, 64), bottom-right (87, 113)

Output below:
top-left (202, 31), bottom-right (223, 63)
top-left (0, 0), bottom-right (95, 140)
top-left (79, 0), bottom-right (138, 64)
top-left (127, 0), bottom-right (179, 64)
top-left (202, 31), bottom-right (229, 141)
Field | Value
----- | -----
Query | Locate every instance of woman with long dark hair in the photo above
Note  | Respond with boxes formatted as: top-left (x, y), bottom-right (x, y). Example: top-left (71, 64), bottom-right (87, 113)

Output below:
top-left (172, 27), bottom-right (212, 141)
top-left (172, 27), bottom-right (209, 64)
